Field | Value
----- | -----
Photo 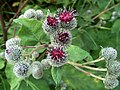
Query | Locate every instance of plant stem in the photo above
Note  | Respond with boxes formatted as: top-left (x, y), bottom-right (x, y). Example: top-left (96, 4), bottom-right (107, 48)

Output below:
top-left (104, 0), bottom-right (113, 9)
top-left (6, 0), bottom-right (30, 32)
top-left (22, 46), bottom-right (37, 48)
top-left (82, 57), bottom-right (104, 65)
top-left (37, 49), bottom-right (47, 61)
top-left (79, 2), bottom-right (120, 30)
top-left (0, 75), bottom-right (6, 90)
top-left (0, 14), bottom-right (7, 47)
top-left (29, 44), bottom-right (48, 55)
top-left (68, 61), bottom-right (107, 71)
top-left (23, 44), bottom-right (48, 58)
top-left (25, 80), bottom-right (39, 90)
top-left (92, 2), bottom-right (120, 20)
top-left (73, 65), bottom-right (105, 81)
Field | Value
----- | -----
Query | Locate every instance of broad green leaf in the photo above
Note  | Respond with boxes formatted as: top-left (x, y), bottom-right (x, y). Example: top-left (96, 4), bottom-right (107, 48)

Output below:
top-left (62, 65), bottom-right (105, 90)
top-left (56, 0), bottom-right (72, 7)
top-left (13, 18), bottom-right (49, 46)
top-left (112, 19), bottom-right (120, 33)
top-left (115, 5), bottom-right (120, 12)
top-left (71, 30), bottom-right (98, 51)
top-left (51, 67), bottom-right (62, 85)
top-left (0, 59), bottom-right (5, 69)
top-left (18, 76), bottom-right (50, 90)
top-left (99, 12), bottom-right (111, 20)
top-left (96, 0), bottom-right (110, 10)
top-left (5, 64), bottom-right (21, 90)
top-left (0, 75), bottom-right (10, 90)
top-left (68, 45), bottom-right (93, 62)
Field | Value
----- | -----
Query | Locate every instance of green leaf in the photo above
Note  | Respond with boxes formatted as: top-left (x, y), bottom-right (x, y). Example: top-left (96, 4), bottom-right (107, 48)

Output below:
top-left (0, 59), bottom-right (5, 69)
top-left (51, 67), bottom-right (62, 86)
top-left (99, 12), bottom-right (111, 20)
top-left (96, 0), bottom-right (110, 10)
top-left (5, 64), bottom-right (21, 90)
top-left (71, 30), bottom-right (98, 51)
top-left (112, 19), bottom-right (120, 33)
top-left (68, 45), bottom-right (93, 62)
top-left (62, 65), bottom-right (105, 90)
top-left (19, 76), bottom-right (50, 90)
top-left (13, 18), bottom-right (49, 46)
top-left (56, 0), bottom-right (72, 7)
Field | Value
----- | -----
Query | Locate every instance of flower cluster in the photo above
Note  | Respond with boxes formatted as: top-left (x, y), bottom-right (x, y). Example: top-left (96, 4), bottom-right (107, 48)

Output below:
top-left (0, 8), bottom-right (77, 79)
top-left (42, 8), bottom-right (77, 67)
top-left (2, 36), bottom-right (51, 79)
top-left (101, 47), bottom-right (120, 89)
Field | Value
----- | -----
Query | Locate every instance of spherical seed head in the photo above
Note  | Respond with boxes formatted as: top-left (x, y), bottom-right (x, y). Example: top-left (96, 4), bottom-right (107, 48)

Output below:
top-left (36, 10), bottom-right (44, 20)
top-left (107, 61), bottom-right (120, 78)
top-left (24, 9), bottom-right (37, 19)
top-left (42, 16), bottom-right (60, 35)
top-left (13, 61), bottom-right (31, 78)
top-left (6, 37), bottom-right (21, 49)
top-left (31, 61), bottom-right (43, 79)
top-left (47, 45), bottom-right (68, 67)
top-left (41, 59), bottom-right (51, 70)
top-left (103, 75), bottom-right (119, 89)
top-left (56, 8), bottom-right (77, 30)
top-left (51, 29), bottom-right (72, 48)
top-left (101, 47), bottom-right (117, 61)
top-left (5, 45), bottom-right (23, 64)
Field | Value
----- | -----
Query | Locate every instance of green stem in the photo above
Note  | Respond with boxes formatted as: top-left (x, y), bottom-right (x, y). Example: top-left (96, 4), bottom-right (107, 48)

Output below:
top-left (0, 75), bottom-right (6, 90)
top-left (82, 57), bottom-right (104, 65)
top-left (23, 44), bottom-right (48, 59)
top-left (104, 0), bottom-right (113, 9)
top-left (68, 61), bottom-right (107, 71)
top-left (25, 80), bottom-right (39, 90)
top-left (72, 65), bottom-right (105, 81)
top-left (92, 2), bottom-right (120, 20)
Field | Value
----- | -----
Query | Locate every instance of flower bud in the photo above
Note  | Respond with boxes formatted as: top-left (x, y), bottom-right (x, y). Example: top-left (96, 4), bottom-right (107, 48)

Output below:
top-left (31, 61), bottom-right (43, 79)
top-left (51, 29), bottom-right (72, 48)
top-left (18, 14), bottom-right (25, 18)
top-left (101, 47), bottom-right (117, 61)
top-left (13, 61), bottom-right (31, 78)
top-left (86, 10), bottom-right (92, 14)
top-left (107, 61), bottom-right (120, 78)
top-left (5, 45), bottom-right (23, 64)
top-left (47, 44), bottom-right (68, 67)
top-left (41, 59), bottom-right (51, 70)
top-left (6, 37), bottom-right (21, 49)
top-left (32, 51), bottom-right (39, 59)
top-left (103, 75), bottom-right (119, 89)
top-left (112, 11), bottom-right (118, 16)
top-left (36, 10), bottom-right (44, 20)
top-left (56, 8), bottom-right (77, 30)
top-left (24, 9), bottom-right (37, 19)
top-left (42, 15), bottom-right (60, 35)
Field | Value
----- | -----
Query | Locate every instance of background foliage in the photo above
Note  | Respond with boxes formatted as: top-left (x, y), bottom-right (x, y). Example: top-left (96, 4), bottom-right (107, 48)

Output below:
top-left (0, 0), bottom-right (120, 90)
